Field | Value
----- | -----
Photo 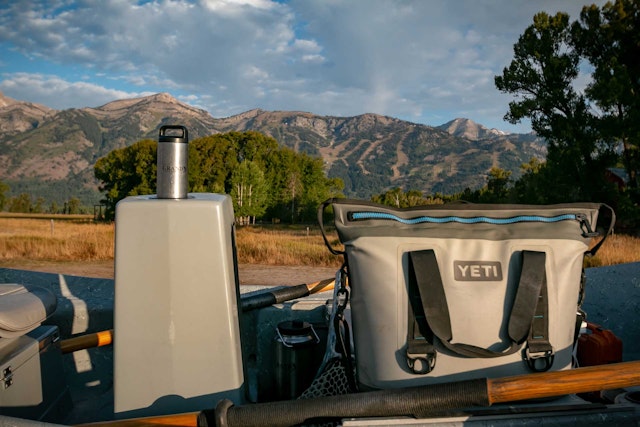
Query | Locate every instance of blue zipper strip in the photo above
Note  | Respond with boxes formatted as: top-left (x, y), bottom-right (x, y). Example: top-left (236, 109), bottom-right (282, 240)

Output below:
top-left (350, 211), bottom-right (578, 225)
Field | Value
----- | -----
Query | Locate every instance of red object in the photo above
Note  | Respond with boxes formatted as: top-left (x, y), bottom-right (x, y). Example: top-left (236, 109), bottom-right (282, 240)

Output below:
top-left (576, 322), bottom-right (624, 402)
top-left (577, 322), bottom-right (623, 367)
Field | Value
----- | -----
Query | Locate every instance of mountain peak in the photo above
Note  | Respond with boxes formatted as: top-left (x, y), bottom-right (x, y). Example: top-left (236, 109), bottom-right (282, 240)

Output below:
top-left (96, 92), bottom-right (180, 111)
top-left (0, 91), bottom-right (52, 112)
top-left (0, 91), bottom-right (17, 108)
top-left (438, 118), bottom-right (509, 140)
top-left (148, 92), bottom-right (178, 103)
top-left (0, 91), bottom-right (54, 137)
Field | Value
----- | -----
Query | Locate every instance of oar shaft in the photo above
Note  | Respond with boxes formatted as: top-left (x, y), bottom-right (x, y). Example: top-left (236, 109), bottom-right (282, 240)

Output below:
top-left (240, 278), bottom-right (334, 312)
top-left (61, 279), bottom-right (334, 354)
top-left (488, 360), bottom-right (640, 404)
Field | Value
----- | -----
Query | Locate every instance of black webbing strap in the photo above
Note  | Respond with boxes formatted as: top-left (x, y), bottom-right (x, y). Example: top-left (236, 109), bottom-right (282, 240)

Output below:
top-left (407, 250), bottom-right (552, 367)
top-left (508, 251), bottom-right (547, 344)
top-left (523, 256), bottom-right (555, 372)
top-left (334, 265), bottom-right (358, 392)
top-left (406, 257), bottom-right (436, 374)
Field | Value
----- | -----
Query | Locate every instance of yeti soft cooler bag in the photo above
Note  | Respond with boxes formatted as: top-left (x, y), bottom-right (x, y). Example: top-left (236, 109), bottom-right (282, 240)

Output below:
top-left (318, 199), bottom-right (613, 390)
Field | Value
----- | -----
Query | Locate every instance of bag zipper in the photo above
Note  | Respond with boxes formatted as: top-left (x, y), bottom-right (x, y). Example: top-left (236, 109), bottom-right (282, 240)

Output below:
top-left (349, 211), bottom-right (581, 226)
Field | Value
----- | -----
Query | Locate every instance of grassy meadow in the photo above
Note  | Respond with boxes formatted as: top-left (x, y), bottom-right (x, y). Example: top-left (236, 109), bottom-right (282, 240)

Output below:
top-left (0, 213), bottom-right (638, 268)
top-left (0, 214), bottom-right (343, 267)
top-left (0, 214), bottom-right (114, 262)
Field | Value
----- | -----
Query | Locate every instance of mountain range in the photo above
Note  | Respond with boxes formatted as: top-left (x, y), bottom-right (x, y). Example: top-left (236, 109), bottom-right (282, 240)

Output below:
top-left (0, 92), bottom-right (546, 206)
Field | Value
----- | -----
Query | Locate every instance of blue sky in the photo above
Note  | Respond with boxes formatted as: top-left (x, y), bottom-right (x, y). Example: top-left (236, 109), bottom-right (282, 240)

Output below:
top-left (0, 0), bottom-right (606, 133)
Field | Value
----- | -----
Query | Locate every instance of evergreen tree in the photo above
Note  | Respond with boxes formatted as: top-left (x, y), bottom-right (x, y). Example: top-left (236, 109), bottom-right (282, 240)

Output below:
top-left (573, 0), bottom-right (640, 201)
top-left (496, 1), bottom-right (639, 223)
top-left (495, 11), bottom-right (614, 203)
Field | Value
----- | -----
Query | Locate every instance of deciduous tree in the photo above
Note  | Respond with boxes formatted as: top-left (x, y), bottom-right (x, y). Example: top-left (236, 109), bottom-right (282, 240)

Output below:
top-left (230, 160), bottom-right (268, 224)
top-left (0, 180), bottom-right (8, 211)
top-left (94, 131), bottom-right (343, 222)
top-left (94, 139), bottom-right (157, 220)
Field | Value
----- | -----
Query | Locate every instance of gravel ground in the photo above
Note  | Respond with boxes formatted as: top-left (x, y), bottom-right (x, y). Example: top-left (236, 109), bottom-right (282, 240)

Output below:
top-left (0, 260), bottom-right (337, 286)
top-left (581, 261), bottom-right (640, 361)
top-left (0, 261), bottom-right (637, 359)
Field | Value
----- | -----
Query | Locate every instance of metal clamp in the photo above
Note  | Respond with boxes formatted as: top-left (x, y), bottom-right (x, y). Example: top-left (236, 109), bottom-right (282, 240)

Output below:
top-left (2, 366), bottom-right (13, 389)
top-left (525, 348), bottom-right (555, 372)
top-left (406, 352), bottom-right (436, 375)
top-left (275, 322), bottom-right (320, 348)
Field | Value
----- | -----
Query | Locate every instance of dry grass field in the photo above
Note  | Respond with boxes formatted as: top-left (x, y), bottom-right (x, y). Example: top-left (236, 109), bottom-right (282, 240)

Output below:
top-left (0, 214), bottom-right (638, 269)
top-left (0, 215), bottom-right (114, 262)
top-left (0, 214), bottom-right (343, 267)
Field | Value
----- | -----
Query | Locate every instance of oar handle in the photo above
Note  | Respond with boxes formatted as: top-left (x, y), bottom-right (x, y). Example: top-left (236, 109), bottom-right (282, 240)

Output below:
top-left (60, 329), bottom-right (113, 354)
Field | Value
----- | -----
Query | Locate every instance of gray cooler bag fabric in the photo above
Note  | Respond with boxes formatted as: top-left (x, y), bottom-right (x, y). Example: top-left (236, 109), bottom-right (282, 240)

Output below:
top-left (320, 199), bottom-right (610, 390)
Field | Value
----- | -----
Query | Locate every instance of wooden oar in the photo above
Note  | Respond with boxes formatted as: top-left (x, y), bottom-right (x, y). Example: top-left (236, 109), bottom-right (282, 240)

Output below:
top-left (77, 360), bottom-right (640, 427)
top-left (488, 359), bottom-right (640, 403)
top-left (201, 360), bottom-right (640, 426)
top-left (60, 278), bottom-right (334, 354)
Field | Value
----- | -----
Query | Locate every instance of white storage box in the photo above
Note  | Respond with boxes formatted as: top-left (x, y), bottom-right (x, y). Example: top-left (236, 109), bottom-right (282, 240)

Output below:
top-left (0, 325), bottom-right (72, 422)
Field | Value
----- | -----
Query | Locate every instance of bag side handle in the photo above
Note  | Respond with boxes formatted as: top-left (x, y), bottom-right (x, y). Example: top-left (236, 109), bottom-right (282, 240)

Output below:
top-left (585, 203), bottom-right (616, 257)
top-left (317, 198), bottom-right (345, 256)
top-left (408, 250), bottom-right (549, 360)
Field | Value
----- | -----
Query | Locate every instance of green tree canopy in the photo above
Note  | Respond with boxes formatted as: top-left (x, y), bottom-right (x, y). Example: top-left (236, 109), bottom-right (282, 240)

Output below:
top-left (495, 0), bottom-right (639, 221)
top-left (230, 160), bottom-right (268, 223)
top-left (371, 187), bottom-right (447, 207)
top-left (67, 197), bottom-right (82, 215)
top-left (8, 193), bottom-right (32, 213)
top-left (94, 131), bottom-right (343, 222)
top-left (0, 180), bottom-right (9, 211)
top-left (94, 139), bottom-right (157, 220)
top-left (495, 11), bottom-right (614, 203)
top-left (573, 0), bottom-right (640, 195)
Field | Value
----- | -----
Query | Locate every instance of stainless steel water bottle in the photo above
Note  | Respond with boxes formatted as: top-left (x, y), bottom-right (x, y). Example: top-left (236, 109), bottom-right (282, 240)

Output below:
top-left (157, 125), bottom-right (188, 199)
top-left (274, 320), bottom-right (320, 400)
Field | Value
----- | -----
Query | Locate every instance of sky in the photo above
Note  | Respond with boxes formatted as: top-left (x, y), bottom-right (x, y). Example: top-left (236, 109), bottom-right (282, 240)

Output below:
top-left (0, 0), bottom-right (607, 133)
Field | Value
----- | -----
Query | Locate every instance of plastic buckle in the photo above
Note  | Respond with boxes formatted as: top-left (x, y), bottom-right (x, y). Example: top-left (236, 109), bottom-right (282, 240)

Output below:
top-left (407, 353), bottom-right (436, 375)
top-left (525, 348), bottom-right (555, 372)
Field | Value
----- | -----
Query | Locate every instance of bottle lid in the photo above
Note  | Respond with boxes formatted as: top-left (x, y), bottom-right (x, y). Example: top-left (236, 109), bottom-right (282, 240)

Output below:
top-left (277, 320), bottom-right (313, 336)
top-left (159, 125), bottom-right (188, 143)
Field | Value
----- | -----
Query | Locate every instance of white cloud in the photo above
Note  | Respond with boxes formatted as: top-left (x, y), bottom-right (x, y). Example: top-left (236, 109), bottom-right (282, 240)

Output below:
top-left (200, 0), bottom-right (276, 13)
top-left (301, 54), bottom-right (324, 64)
top-left (0, 73), bottom-right (148, 109)
top-left (0, 0), bottom-right (608, 131)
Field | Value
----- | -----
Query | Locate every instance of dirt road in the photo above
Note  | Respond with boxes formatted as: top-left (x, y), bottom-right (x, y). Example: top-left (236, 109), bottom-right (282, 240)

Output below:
top-left (0, 260), bottom-right (338, 286)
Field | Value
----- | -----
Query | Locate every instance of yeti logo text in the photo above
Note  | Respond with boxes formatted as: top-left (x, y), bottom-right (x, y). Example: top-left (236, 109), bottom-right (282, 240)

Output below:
top-left (453, 261), bottom-right (502, 281)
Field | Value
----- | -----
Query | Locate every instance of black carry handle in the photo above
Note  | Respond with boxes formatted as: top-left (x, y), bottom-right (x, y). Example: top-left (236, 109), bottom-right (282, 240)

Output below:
top-left (159, 125), bottom-right (188, 140)
top-left (408, 250), bottom-right (550, 361)
top-left (317, 198), bottom-right (345, 256)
